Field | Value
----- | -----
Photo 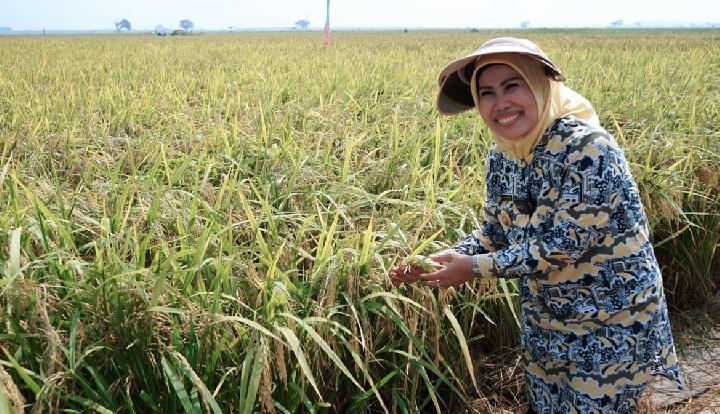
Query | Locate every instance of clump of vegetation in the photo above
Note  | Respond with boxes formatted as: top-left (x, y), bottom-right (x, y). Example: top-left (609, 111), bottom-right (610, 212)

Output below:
top-left (0, 30), bottom-right (717, 412)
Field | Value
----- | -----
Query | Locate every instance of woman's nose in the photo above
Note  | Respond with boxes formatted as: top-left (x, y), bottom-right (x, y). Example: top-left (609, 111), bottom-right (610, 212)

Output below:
top-left (494, 93), bottom-right (511, 111)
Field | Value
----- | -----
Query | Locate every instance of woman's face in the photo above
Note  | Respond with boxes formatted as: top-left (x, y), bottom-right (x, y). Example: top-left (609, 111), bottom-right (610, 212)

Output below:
top-left (476, 64), bottom-right (539, 140)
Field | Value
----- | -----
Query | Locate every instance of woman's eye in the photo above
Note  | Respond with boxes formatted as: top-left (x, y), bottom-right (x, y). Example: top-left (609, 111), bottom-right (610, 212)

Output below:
top-left (505, 83), bottom-right (519, 91)
top-left (479, 90), bottom-right (494, 97)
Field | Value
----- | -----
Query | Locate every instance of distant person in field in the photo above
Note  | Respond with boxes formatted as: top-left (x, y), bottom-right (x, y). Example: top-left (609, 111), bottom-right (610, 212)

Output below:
top-left (390, 37), bottom-right (683, 413)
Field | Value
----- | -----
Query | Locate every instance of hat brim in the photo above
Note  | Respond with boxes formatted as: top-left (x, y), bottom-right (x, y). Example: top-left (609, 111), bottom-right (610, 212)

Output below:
top-left (436, 49), bottom-right (565, 116)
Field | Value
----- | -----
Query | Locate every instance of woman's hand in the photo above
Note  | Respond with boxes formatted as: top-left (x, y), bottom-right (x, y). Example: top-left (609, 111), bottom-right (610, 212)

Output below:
top-left (390, 264), bottom-right (429, 286)
top-left (419, 252), bottom-right (474, 289)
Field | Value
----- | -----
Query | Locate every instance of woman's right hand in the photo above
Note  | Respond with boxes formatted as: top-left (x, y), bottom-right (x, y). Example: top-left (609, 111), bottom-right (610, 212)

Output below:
top-left (389, 264), bottom-right (428, 286)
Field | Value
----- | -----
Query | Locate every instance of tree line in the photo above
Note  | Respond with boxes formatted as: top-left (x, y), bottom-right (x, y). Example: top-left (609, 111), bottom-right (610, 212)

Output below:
top-left (114, 19), bottom-right (194, 33)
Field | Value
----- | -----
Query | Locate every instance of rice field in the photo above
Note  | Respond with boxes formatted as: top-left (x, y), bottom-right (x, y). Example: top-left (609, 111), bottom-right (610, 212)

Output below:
top-left (0, 29), bottom-right (718, 413)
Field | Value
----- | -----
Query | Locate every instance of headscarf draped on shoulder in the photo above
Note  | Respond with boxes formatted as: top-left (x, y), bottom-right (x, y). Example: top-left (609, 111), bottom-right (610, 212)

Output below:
top-left (436, 37), bottom-right (599, 161)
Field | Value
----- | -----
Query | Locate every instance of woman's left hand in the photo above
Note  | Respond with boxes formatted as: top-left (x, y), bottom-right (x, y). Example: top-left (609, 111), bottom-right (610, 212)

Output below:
top-left (419, 252), bottom-right (474, 289)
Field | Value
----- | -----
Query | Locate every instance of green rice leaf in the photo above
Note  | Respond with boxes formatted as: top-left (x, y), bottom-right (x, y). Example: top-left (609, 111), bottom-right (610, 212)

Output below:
top-left (67, 396), bottom-right (114, 414)
top-left (161, 355), bottom-right (195, 414)
top-left (241, 344), bottom-right (264, 414)
top-left (1, 346), bottom-right (40, 394)
top-left (278, 327), bottom-right (321, 400)
top-left (443, 306), bottom-right (478, 393)
top-left (281, 313), bottom-right (363, 392)
top-left (148, 306), bottom-right (185, 315)
top-left (498, 278), bottom-right (520, 328)
top-left (6, 227), bottom-right (21, 279)
top-left (213, 316), bottom-right (282, 342)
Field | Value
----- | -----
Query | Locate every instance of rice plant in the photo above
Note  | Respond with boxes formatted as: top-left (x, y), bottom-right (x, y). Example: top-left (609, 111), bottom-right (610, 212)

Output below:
top-left (0, 30), bottom-right (718, 412)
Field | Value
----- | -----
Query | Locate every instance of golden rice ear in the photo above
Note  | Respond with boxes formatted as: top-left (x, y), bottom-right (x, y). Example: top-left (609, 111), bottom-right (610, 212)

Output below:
top-left (0, 365), bottom-right (24, 414)
top-left (402, 255), bottom-right (440, 272)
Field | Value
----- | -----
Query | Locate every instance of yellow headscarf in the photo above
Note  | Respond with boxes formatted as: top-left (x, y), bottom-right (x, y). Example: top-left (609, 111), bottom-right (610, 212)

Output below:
top-left (469, 53), bottom-right (599, 161)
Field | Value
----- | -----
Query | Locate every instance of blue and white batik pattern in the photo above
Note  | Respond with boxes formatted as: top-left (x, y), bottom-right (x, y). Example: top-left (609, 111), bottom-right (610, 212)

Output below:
top-left (453, 116), bottom-right (682, 413)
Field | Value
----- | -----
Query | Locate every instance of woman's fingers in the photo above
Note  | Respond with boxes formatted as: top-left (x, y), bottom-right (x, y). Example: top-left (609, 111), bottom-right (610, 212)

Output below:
top-left (418, 253), bottom-right (472, 289)
top-left (430, 252), bottom-right (452, 264)
top-left (419, 264), bottom-right (448, 280)
top-left (390, 264), bottom-right (427, 286)
top-left (418, 267), bottom-right (447, 287)
top-left (422, 278), bottom-right (443, 288)
top-left (389, 257), bottom-right (455, 288)
top-left (408, 253), bottom-right (453, 288)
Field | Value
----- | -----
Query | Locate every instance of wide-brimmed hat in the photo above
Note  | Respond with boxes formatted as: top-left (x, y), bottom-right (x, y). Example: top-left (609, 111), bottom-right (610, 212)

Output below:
top-left (436, 37), bottom-right (565, 115)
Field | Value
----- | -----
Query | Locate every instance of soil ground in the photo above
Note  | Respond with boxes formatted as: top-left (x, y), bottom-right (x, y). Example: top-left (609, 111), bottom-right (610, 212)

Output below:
top-left (641, 329), bottom-right (720, 413)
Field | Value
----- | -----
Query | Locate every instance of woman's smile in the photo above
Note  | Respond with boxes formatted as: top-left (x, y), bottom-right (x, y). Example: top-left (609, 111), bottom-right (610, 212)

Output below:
top-left (495, 111), bottom-right (521, 126)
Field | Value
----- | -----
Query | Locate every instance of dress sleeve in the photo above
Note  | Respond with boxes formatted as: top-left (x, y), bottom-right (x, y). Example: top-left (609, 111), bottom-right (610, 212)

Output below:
top-left (451, 203), bottom-right (509, 255)
top-left (475, 133), bottom-right (626, 278)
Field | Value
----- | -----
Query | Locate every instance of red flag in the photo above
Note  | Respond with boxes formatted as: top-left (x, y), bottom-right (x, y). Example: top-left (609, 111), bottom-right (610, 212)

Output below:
top-left (323, 21), bottom-right (331, 45)
top-left (323, 0), bottom-right (331, 45)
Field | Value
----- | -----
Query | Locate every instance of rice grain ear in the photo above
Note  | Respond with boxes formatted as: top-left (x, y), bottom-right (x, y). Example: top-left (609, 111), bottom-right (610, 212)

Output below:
top-left (0, 364), bottom-right (25, 414)
top-left (402, 254), bottom-right (437, 273)
top-left (273, 334), bottom-right (287, 386)
top-left (36, 287), bottom-right (63, 381)
top-left (259, 341), bottom-right (276, 414)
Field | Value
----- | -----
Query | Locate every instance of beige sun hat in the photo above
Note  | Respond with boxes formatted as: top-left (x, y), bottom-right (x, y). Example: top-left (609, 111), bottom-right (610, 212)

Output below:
top-left (436, 37), bottom-right (565, 115)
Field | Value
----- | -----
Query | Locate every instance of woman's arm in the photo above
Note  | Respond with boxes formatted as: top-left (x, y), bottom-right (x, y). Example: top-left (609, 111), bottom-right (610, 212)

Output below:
top-left (475, 132), bottom-right (626, 279)
top-left (422, 131), bottom-right (628, 287)
top-left (450, 203), bottom-right (508, 255)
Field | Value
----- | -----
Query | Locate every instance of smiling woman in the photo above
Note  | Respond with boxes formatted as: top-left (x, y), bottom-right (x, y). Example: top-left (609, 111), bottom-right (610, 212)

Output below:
top-left (391, 37), bottom-right (684, 413)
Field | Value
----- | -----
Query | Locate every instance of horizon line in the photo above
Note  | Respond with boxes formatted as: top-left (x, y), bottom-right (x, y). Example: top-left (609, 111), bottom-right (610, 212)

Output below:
top-left (2, 23), bottom-right (720, 33)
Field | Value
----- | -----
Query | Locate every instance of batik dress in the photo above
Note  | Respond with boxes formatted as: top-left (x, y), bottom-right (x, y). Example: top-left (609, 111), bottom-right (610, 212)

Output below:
top-left (453, 115), bottom-right (682, 413)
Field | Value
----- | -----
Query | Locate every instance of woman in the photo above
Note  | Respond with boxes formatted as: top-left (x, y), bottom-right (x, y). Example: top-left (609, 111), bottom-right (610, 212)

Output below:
top-left (391, 38), bottom-right (682, 413)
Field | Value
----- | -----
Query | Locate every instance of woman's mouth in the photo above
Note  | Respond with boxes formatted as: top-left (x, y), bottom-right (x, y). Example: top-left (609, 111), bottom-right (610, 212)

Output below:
top-left (495, 112), bottom-right (521, 127)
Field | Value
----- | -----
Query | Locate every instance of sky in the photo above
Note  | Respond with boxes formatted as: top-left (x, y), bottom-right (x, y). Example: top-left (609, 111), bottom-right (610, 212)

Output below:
top-left (2, 0), bottom-right (720, 31)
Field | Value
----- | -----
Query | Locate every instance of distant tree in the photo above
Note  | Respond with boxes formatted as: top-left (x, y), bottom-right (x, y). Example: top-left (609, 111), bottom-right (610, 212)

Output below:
top-left (115, 19), bottom-right (132, 32)
top-left (179, 19), bottom-right (194, 31)
top-left (521, 21), bottom-right (530, 29)
top-left (610, 20), bottom-right (624, 28)
top-left (294, 19), bottom-right (310, 31)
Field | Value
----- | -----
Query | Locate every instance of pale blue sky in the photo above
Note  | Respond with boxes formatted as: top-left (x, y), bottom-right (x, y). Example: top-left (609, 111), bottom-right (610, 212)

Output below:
top-left (2, 0), bottom-right (719, 31)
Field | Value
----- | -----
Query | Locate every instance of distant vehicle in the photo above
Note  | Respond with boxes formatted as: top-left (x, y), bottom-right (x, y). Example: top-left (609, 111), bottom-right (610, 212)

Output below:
top-left (153, 25), bottom-right (169, 36)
